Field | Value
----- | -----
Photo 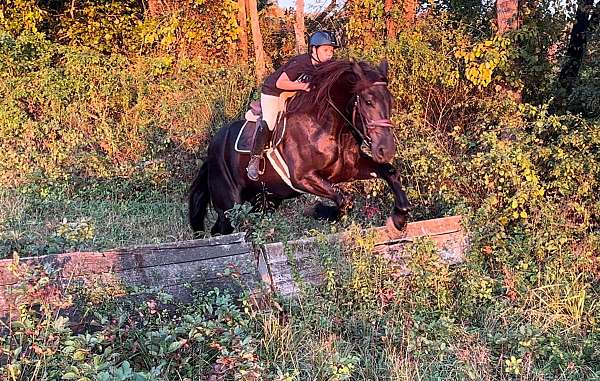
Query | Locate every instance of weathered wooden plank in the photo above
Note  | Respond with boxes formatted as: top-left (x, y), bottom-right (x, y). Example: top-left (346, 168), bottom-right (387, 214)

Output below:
top-left (156, 272), bottom-right (263, 302)
top-left (117, 232), bottom-right (246, 250)
top-left (367, 215), bottom-right (464, 244)
top-left (260, 215), bottom-right (468, 297)
top-left (374, 230), bottom-right (468, 265)
top-left (94, 251), bottom-right (257, 289)
top-left (0, 272), bottom-right (262, 321)
top-left (0, 253), bottom-right (259, 314)
top-left (1, 216), bottom-right (468, 317)
top-left (0, 233), bottom-right (257, 317)
top-left (0, 235), bottom-right (250, 286)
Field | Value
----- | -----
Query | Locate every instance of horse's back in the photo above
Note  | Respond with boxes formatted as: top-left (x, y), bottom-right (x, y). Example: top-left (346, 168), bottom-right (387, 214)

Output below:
top-left (210, 119), bottom-right (245, 150)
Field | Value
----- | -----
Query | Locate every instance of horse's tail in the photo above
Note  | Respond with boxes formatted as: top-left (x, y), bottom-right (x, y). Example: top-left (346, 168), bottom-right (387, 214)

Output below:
top-left (188, 161), bottom-right (210, 233)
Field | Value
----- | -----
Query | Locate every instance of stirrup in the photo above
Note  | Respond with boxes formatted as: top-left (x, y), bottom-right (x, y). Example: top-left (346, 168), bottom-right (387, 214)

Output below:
top-left (246, 156), bottom-right (264, 181)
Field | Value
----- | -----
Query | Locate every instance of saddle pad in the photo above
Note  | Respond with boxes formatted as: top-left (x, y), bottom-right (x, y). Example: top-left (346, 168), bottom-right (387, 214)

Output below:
top-left (233, 121), bottom-right (303, 193)
top-left (234, 117), bottom-right (287, 153)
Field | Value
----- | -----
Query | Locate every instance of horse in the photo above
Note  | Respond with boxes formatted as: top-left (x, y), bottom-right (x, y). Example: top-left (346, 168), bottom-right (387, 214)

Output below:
top-left (188, 59), bottom-right (411, 235)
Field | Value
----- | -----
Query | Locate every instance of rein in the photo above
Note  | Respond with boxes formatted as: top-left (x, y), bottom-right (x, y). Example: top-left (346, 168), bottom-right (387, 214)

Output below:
top-left (326, 81), bottom-right (392, 150)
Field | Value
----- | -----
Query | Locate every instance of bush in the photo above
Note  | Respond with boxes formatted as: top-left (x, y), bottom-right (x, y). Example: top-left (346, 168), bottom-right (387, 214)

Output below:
top-left (0, 31), bottom-right (254, 189)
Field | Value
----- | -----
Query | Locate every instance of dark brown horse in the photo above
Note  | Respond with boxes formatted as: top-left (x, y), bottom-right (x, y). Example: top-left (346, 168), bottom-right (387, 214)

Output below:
top-left (189, 59), bottom-right (411, 235)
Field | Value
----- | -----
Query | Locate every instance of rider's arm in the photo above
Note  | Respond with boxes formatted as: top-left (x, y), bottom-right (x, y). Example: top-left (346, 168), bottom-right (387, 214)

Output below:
top-left (276, 72), bottom-right (310, 91)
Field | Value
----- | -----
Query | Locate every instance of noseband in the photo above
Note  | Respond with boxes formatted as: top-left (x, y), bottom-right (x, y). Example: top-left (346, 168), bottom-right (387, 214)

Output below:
top-left (352, 81), bottom-right (394, 143)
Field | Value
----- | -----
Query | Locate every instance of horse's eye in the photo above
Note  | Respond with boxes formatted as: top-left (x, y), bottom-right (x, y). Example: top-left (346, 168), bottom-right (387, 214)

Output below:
top-left (366, 100), bottom-right (373, 106)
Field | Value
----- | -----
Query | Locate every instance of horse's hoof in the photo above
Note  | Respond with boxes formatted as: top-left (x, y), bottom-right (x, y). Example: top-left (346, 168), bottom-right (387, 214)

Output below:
top-left (387, 212), bottom-right (408, 231)
top-left (304, 202), bottom-right (340, 221)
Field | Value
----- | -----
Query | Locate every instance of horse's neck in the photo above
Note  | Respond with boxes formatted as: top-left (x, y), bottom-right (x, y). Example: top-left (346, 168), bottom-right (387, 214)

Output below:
top-left (326, 81), bottom-right (355, 137)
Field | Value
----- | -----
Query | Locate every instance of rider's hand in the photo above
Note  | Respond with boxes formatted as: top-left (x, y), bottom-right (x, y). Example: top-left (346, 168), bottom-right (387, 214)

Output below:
top-left (298, 82), bottom-right (311, 92)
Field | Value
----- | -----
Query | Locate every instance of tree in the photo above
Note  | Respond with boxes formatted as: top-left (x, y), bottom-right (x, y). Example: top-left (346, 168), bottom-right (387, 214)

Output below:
top-left (294, 0), bottom-right (307, 54)
top-left (384, 0), bottom-right (416, 41)
top-left (496, 0), bottom-right (520, 35)
top-left (559, 0), bottom-right (598, 91)
top-left (247, 0), bottom-right (267, 82)
top-left (238, 0), bottom-right (249, 63)
top-left (496, 0), bottom-right (522, 101)
top-left (147, 0), bottom-right (160, 16)
top-left (384, 0), bottom-right (396, 39)
top-left (403, 0), bottom-right (417, 25)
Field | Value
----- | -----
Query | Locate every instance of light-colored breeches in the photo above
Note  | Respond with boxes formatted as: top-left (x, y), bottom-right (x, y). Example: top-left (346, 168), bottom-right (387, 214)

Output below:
top-left (260, 93), bottom-right (284, 131)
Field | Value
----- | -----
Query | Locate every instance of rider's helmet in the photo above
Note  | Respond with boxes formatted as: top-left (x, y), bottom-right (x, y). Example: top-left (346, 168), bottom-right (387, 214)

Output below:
top-left (308, 30), bottom-right (340, 49)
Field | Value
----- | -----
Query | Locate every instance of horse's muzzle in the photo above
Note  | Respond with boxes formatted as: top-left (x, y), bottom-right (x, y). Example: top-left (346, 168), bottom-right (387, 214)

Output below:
top-left (367, 119), bottom-right (396, 163)
top-left (371, 136), bottom-right (396, 163)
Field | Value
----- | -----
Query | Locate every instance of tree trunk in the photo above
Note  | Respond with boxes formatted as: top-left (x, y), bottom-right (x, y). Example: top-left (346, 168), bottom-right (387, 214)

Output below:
top-left (238, 0), bottom-right (249, 64)
top-left (147, 0), bottom-right (161, 16)
top-left (559, 0), bottom-right (596, 90)
top-left (403, 0), bottom-right (417, 25)
top-left (385, 0), bottom-right (396, 40)
top-left (496, 0), bottom-right (522, 101)
top-left (294, 0), bottom-right (307, 54)
top-left (247, 0), bottom-right (267, 83)
top-left (496, 0), bottom-right (521, 34)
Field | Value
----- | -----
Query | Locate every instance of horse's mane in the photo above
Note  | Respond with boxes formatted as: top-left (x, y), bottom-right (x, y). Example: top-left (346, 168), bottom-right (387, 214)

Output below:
top-left (287, 59), bottom-right (388, 121)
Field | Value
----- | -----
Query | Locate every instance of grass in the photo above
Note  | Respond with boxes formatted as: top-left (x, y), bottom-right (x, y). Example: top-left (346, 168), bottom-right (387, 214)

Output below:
top-left (2, 172), bottom-right (599, 380)
top-left (0, 185), bottom-right (191, 257)
top-left (0, 177), bottom-right (405, 259)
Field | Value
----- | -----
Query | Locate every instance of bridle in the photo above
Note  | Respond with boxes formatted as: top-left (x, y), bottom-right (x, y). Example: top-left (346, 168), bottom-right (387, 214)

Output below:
top-left (327, 81), bottom-right (393, 151)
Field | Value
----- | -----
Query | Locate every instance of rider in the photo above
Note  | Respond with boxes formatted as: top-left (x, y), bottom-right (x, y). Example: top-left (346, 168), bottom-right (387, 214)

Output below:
top-left (246, 30), bottom-right (339, 181)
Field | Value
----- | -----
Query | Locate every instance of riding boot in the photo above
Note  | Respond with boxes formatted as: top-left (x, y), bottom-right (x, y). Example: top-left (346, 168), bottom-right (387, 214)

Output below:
top-left (246, 119), bottom-right (271, 181)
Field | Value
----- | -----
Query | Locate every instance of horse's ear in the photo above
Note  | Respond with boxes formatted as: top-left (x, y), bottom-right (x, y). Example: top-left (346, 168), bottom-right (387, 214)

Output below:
top-left (379, 60), bottom-right (389, 79)
top-left (352, 61), bottom-right (366, 82)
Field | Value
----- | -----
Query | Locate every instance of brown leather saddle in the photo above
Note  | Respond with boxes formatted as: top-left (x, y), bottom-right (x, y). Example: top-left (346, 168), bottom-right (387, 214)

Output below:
top-left (234, 97), bottom-right (291, 153)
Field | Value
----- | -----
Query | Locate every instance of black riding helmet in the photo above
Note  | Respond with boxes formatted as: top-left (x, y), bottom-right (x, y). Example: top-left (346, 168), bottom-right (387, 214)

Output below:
top-left (308, 30), bottom-right (339, 49)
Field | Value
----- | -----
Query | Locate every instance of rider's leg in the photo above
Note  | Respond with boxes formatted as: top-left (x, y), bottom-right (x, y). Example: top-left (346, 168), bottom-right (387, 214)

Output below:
top-left (246, 119), bottom-right (271, 181)
top-left (247, 93), bottom-right (280, 181)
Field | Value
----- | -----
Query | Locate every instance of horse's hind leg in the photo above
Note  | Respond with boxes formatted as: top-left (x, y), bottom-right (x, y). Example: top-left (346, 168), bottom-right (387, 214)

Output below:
top-left (211, 210), bottom-right (235, 235)
top-left (210, 184), bottom-right (241, 235)
top-left (304, 200), bottom-right (341, 221)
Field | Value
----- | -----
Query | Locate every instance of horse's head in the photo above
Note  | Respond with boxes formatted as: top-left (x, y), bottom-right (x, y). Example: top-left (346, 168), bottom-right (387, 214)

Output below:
top-left (352, 61), bottom-right (396, 164)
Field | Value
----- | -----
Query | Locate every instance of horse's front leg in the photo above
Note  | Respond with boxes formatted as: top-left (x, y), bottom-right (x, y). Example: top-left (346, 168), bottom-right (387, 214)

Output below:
top-left (357, 160), bottom-right (411, 230)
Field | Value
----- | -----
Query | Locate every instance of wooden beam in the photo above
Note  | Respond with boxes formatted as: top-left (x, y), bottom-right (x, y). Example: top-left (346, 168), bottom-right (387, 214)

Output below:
top-left (259, 216), bottom-right (468, 297)
top-left (0, 233), bottom-right (257, 317)
top-left (1, 216), bottom-right (469, 318)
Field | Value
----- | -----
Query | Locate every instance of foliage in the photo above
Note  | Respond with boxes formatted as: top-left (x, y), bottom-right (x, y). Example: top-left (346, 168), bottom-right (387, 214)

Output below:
top-left (0, 31), bottom-right (254, 189)
top-left (1, 257), bottom-right (264, 380)
top-left (1, 1), bottom-right (600, 379)
top-left (56, 0), bottom-right (143, 54)
top-left (0, 0), bottom-right (48, 36)
top-left (454, 35), bottom-right (519, 88)
top-left (138, 0), bottom-right (240, 59)
top-left (345, 0), bottom-right (389, 50)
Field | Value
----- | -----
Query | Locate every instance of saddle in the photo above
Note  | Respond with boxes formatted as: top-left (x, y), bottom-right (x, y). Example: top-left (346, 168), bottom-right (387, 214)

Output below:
top-left (235, 91), bottom-right (296, 154)
top-left (234, 92), bottom-right (305, 193)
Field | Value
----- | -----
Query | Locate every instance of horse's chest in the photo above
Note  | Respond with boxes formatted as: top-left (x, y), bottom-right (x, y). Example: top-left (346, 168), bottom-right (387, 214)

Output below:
top-left (323, 145), bottom-right (360, 181)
